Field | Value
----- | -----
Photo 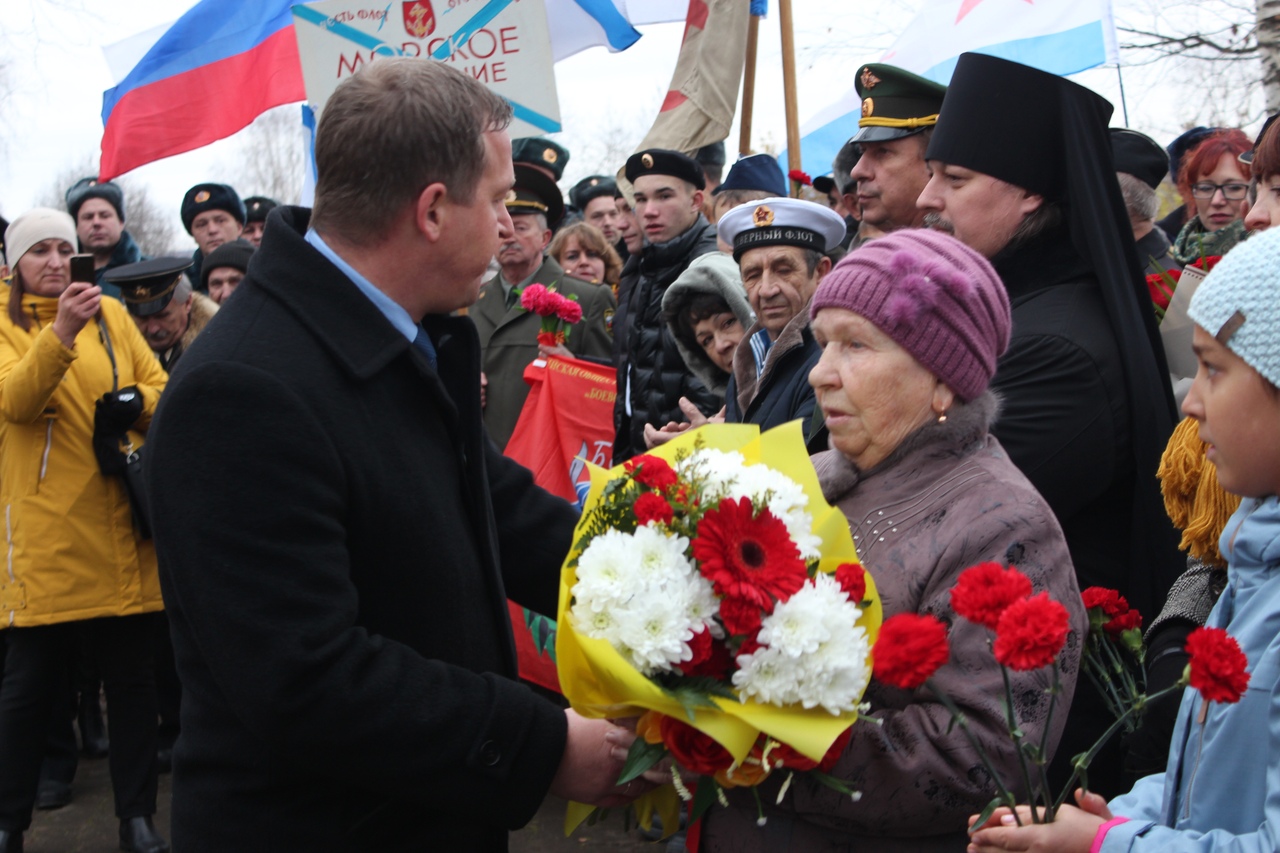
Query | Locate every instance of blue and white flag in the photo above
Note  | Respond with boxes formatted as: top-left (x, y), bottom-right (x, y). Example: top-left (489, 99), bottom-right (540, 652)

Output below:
top-left (782, 0), bottom-right (1118, 178)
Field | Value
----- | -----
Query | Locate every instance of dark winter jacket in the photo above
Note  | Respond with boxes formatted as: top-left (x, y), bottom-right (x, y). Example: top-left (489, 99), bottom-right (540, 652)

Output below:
top-left (92, 229), bottom-right (145, 299)
top-left (724, 308), bottom-right (827, 455)
top-left (612, 217), bottom-right (720, 462)
top-left (701, 393), bottom-right (1084, 852)
top-left (147, 207), bottom-right (578, 852)
top-left (989, 224), bottom-right (1183, 795)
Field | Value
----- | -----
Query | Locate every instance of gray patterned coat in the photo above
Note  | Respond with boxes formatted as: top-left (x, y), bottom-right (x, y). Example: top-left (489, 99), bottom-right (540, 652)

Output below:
top-left (700, 392), bottom-right (1086, 852)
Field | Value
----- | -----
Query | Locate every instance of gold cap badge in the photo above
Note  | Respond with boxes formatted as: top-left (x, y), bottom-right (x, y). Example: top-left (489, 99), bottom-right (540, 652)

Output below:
top-left (752, 205), bottom-right (774, 227)
top-left (543, 147), bottom-right (558, 164)
top-left (194, 190), bottom-right (211, 203)
top-left (861, 98), bottom-right (874, 118)
top-left (641, 153), bottom-right (654, 168)
top-left (860, 67), bottom-right (881, 90)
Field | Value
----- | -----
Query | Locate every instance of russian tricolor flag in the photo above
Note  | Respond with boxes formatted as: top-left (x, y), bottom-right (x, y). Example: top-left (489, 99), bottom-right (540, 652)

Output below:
top-left (100, 1), bottom-right (306, 181)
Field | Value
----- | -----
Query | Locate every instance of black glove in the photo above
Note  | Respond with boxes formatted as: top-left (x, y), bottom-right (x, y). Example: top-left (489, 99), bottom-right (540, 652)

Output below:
top-left (95, 386), bottom-right (143, 434)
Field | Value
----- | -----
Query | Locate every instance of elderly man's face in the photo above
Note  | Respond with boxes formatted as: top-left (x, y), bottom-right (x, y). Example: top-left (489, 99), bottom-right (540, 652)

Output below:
top-left (206, 266), bottom-right (244, 305)
top-left (849, 136), bottom-right (930, 230)
top-left (917, 161), bottom-right (1043, 258)
top-left (133, 295), bottom-right (193, 352)
top-left (739, 245), bottom-right (830, 341)
top-left (498, 214), bottom-right (550, 279)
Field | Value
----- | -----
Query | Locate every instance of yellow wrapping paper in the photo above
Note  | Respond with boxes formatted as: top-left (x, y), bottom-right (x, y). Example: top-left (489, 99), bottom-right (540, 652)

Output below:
top-left (557, 421), bottom-right (882, 835)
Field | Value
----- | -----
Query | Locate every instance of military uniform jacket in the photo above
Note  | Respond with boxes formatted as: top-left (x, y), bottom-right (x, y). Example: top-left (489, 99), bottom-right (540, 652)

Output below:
top-left (471, 256), bottom-right (615, 450)
top-left (146, 207), bottom-right (579, 852)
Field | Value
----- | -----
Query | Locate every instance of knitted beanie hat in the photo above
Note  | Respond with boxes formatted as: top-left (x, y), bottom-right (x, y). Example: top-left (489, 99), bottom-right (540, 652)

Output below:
top-left (810, 228), bottom-right (1011, 401)
top-left (1188, 226), bottom-right (1280, 386)
top-left (5, 208), bottom-right (78, 269)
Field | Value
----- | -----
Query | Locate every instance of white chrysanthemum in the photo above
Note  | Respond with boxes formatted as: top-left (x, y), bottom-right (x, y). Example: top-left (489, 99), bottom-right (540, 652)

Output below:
top-left (570, 526), bottom-right (719, 675)
top-left (733, 574), bottom-right (872, 714)
top-left (679, 449), bottom-right (822, 559)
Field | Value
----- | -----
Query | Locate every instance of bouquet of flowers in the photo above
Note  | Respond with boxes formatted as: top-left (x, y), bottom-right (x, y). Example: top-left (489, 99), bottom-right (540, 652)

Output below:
top-left (873, 564), bottom-right (1251, 829)
top-left (1081, 587), bottom-right (1146, 731)
top-left (1146, 253), bottom-right (1222, 320)
top-left (518, 281), bottom-right (583, 347)
top-left (556, 422), bottom-right (881, 836)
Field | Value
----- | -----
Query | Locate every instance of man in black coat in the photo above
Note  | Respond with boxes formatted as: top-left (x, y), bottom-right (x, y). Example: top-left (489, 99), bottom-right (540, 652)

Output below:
top-left (917, 53), bottom-right (1185, 797)
top-left (612, 148), bottom-right (720, 462)
top-left (146, 59), bottom-right (650, 852)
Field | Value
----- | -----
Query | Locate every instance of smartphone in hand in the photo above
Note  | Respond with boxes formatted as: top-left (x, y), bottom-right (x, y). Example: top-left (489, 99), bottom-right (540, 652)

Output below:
top-left (70, 254), bottom-right (95, 284)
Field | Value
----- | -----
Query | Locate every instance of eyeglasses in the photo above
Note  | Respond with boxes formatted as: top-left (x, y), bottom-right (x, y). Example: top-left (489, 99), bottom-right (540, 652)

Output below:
top-left (1191, 181), bottom-right (1250, 200)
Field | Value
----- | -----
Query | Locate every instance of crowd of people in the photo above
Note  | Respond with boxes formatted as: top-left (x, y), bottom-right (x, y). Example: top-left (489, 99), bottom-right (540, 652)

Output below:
top-left (0, 47), bottom-right (1277, 853)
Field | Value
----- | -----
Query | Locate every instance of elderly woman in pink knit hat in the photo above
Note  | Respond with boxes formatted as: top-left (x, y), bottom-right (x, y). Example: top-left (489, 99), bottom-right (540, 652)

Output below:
top-left (700, 229), bottom-right (1085, 852)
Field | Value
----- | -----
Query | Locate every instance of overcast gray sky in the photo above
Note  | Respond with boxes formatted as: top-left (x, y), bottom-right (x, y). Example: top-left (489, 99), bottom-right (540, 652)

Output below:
top-left (1, 0), bottom-right (1263, 250)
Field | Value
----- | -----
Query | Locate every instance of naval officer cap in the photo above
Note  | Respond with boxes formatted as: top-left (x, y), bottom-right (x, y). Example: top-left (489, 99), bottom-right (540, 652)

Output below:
top-left (850, 63), bottom-right (948, 146)
top-left (624, 149), bottom-right (706, 190)
top-left (104, 256), bottom-right (193, 318)
top-left (717, 197), bottom-right (848, 262)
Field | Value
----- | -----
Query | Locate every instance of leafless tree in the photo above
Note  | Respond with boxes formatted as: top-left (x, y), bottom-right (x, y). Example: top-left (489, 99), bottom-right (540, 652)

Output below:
top-left (223, 105), bottom-right (308, 205)
top-left (36, 154), bottom-right (181, 257)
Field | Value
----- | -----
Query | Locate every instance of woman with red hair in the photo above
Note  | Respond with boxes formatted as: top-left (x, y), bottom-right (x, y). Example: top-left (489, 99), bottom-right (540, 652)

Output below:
top-left (1171, 128), bottom-right (1252, 265)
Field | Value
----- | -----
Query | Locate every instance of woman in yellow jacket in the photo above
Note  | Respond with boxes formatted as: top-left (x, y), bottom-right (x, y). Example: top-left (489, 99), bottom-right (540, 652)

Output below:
top-left (0, 209), bottom-right (169, 853)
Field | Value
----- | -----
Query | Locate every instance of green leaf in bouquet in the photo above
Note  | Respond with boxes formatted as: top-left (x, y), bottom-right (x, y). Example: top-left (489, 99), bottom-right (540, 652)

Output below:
top-left (967, 796), bottom-right (1006, 834)
top-left (810, 769), bottom-right (860, 799)
top-left (617, 736), bottom-right (668, 785)
top-left (659, 677), bottom-right (736, 721)
top-left (688, 776), bottom-right (721, 824)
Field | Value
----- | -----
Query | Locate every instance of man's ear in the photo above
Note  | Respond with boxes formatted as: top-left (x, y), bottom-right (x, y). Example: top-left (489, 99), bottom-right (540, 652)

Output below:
top-left (690, 188), bottom-right (705, 214)
top-left (815, 255), bottom-right (833, 280)
top-left (415, 182), bottom-right (449, 243)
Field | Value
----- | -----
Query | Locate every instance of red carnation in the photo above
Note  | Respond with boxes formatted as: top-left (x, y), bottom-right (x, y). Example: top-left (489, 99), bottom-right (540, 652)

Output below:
top-left (555, 294), bottom-right (583, 325)
top-left (736, 633), bottom-right (764, 660)
top-left (788, 169), bottom-right (812, 186)
top-left (1081, 586), bottom-right (1128, 617)
top-left (872, 613), bottom-right (950, 690)
top-left (625, 455), bottom-right (678, 491)
top-left (519, 283), bottom-right (553, 315)
top-left (992, 593), bottom-right (1070, 672)
top-left (950, 562), bottom-right (1033, 631)
top-left (1185, 626), bottom-right (1250, 704)
top-left (1146, 271), bottom-right (1179, 312)
top-left (719, 595), bottom-right (766, 636)
top-left (659, 715), bottom-right (733, 776)
top-left (835, 562), bottom-right (867, 604)
top-left (678, 628), bottom-right (733, 678)
top-left (634, 492), bottom-right (674, 526)
top-left (693, 497), bottom-right (807, 610)
top-left (771, 726), bottom-right (853, 773)
top-left (1104, 608), bottom-right (1143, 637)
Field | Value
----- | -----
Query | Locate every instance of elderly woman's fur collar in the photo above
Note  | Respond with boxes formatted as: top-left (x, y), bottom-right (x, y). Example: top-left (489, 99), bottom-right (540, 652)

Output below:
top-left (817, 390), bottom-right (1000, 503)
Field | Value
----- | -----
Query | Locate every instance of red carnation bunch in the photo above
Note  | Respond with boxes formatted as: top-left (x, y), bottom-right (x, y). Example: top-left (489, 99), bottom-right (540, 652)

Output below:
top-left (788, 169), bottom-right (812, 186)
top-left (992, 593), bottom-right (1070, 672)
top-left (872, 613), bottom-right (949, 690)
top-left (1185, 626), bottom-right (1250, 704)
top-left (518, 281), bottom-right (581, 346)
top-left (950, 562), bottom-right (1033, 630)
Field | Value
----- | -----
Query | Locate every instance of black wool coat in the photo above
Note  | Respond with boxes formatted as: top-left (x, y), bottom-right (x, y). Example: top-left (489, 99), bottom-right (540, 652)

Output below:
top-left (147, 207), bottom-right (578, 852)
top-left (612, 217), bottom-right (721, 462)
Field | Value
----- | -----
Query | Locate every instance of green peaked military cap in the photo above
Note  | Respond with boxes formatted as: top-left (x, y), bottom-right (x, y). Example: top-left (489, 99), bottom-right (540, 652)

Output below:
top-left (850, 63), bottom-right (948, 145)
top-left (511, 137), bottom-right (570, 181)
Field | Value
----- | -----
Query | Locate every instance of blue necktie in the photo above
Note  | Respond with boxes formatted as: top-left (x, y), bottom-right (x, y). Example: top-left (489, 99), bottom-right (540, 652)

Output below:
top-left (412, 327), bottom-right (437, 371)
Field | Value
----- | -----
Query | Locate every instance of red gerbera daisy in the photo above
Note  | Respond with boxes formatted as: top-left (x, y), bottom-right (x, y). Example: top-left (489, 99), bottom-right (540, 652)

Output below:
top-left (693, 497), bottom-right (807, 609)
top-left (950, 562), bottom-right (1033, 631)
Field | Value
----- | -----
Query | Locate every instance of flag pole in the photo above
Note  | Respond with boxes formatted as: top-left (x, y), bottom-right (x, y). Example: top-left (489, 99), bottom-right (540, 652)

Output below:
top-left (1115, 65), bottom-right (1130, 127)
top-left (738, 13), bottom-right (761, 157)
top-left (779, 0), bottom-right (801, 196)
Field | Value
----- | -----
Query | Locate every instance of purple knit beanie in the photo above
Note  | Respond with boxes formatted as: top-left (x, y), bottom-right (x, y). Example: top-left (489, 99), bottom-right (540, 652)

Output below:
top-left (809, 229), bottom-right (1010, 401)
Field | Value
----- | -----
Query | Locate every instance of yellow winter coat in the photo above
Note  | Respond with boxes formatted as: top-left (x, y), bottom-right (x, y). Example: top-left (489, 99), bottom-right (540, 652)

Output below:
top-left (0, 294), bottom-right (167, 627)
